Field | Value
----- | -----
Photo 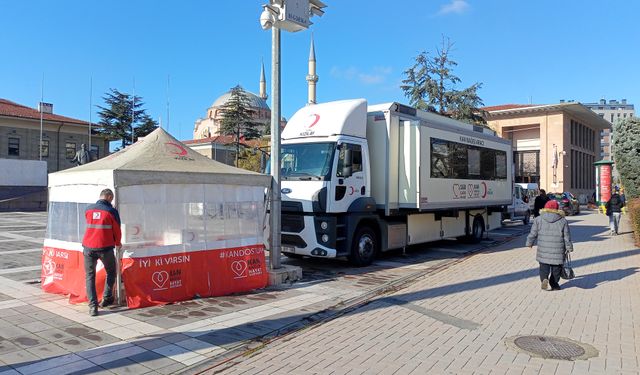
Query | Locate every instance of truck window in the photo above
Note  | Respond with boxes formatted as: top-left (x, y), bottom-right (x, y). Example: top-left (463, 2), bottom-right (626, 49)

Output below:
top-left (336, 143), bottom-right (362, 177)
top-left (431, 137), bottom-right (508, 181)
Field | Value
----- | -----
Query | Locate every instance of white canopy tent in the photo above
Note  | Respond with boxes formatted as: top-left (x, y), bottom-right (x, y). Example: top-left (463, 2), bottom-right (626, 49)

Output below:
top-left (43, 128), bottom-right (272, 308)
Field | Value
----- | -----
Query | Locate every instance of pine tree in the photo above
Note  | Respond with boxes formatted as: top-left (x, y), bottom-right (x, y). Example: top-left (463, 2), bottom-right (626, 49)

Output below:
top-left (401, 37), bottom-right (485, 124)
top-left (217, 85), bottom-right (262, 167)
top-left (96, 89), bottom-right (158, 150)
top-left (613, 117), bottom-right (640, 199)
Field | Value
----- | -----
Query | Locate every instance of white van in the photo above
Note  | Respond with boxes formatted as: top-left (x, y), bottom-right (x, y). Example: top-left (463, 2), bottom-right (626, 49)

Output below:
top-left (516, 183), bottom-right (539, 210)
top-left (503, 184), bottom-right (532, 224)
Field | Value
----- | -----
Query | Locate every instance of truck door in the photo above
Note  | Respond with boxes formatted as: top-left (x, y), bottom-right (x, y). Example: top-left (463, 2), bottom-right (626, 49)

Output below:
top-left (514, 185), bottom-right (527, 216)
top-left (329, 142), bottom-right (367, 213)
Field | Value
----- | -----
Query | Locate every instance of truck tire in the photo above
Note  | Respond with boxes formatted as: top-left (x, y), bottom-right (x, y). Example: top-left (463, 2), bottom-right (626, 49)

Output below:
top-left (470, 215), bottom-right (485, 243)
top-left (523, 210), bottom-right (530, 225)
top-left (348, 226), bottom-right (377, 267)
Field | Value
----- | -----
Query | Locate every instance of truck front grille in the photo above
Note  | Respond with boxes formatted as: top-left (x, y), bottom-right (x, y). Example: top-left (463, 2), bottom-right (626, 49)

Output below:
top-left (282, 214), bottom-right (304, 233)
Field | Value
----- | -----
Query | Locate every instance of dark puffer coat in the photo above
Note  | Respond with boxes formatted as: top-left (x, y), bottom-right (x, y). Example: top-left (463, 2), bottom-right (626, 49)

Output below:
top-left (526, 208), bottom-right (573, 265)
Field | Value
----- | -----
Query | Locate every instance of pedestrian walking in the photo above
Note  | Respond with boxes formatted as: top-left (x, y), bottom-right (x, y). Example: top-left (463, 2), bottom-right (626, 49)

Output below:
top-left (606, 187), bottom-right (625, 235)
top-left (82, 189), bottom-right (121, 316)
top-left (533, 189), bottom-right (550, 217)
top-left (526, 200), bottom-right (573, 291)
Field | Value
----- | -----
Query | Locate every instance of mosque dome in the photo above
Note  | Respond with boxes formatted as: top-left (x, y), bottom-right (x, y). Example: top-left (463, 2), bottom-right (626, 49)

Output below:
top-left (211, 90), bottom-right (269, 110)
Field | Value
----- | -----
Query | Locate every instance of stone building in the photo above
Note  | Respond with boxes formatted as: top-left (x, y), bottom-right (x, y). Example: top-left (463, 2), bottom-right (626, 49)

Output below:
top-left (0, 99), bottom-right (108, 173)
top-left (582, 98), bottom-right (635, 160)
top-left (485, 102), bottom-right (611, 201)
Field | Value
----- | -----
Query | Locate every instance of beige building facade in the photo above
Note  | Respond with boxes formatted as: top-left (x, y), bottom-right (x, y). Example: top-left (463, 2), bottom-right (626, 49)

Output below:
top-left (0, 99), bottom-right (109, 173)
top-left (485, 103), bottom-right (611, 201)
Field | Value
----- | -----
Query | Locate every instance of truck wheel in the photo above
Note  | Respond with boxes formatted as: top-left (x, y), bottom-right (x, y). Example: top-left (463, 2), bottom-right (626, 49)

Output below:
top-left (470, 215), bottom-right (485, 243)
top-left (523, 211), bottom-right (531, 225)
top-left (348, 226), bottom-right (377, 267)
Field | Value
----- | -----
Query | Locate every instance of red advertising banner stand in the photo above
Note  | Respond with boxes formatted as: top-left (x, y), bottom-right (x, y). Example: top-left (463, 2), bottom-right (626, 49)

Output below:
top-left (594, 160), bottom-right (614, 207)
top-left (42, 128), bottom-right (272, 308)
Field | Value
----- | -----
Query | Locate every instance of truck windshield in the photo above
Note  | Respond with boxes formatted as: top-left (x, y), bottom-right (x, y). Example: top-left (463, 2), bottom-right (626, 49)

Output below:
top-left (266, 142), bottom-right (336, 180)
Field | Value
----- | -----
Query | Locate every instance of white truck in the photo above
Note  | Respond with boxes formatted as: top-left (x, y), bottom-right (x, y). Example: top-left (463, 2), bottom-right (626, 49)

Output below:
top-left (276, 99), bottom-right (512, 266)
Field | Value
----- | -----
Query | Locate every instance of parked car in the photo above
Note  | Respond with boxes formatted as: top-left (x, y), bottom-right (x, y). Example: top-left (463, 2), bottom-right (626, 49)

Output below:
top-left (548, 192), bottom-right (580, 215)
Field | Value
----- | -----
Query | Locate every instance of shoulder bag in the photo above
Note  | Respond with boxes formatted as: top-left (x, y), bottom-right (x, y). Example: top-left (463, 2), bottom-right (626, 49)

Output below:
top-left (561, 252), bottom-right (575, 280)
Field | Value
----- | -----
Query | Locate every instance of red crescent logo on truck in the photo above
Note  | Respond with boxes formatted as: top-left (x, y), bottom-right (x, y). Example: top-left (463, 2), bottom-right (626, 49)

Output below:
top-left (308, 114), bottom-right (320, 128)
top-left (165, 142), bottom-right (188, 156)
top-left (482, 182), bottom-right (487, 198)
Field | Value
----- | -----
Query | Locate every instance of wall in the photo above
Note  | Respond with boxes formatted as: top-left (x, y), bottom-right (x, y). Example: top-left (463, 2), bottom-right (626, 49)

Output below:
top-left (0, 159), bottom-right (47, 186)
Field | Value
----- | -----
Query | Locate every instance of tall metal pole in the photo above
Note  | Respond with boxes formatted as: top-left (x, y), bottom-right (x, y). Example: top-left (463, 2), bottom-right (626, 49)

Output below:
top-left (269, 26), bottom-right (282, 270)
top-left (132, 78), bottom-right (136, 145)
top-left (88, 76), bottom-right (92, 157)
top-left (39, 73), bottom-right (44, 161)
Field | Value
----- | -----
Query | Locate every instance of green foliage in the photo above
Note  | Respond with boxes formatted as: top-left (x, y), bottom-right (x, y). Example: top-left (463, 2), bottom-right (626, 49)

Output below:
top-left (401, 37), bottom-right (485, 124)
top-left (217, 85), bottom-right (263, 167)
top-left (613, 117), bottom-right (640, 199)
top-left (96, 89), bottom-right (158, 149)
top-left (628, 198), bottom-right (640, 246)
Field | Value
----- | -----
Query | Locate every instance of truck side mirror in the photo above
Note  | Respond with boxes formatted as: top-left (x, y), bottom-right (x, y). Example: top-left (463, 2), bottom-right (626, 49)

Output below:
top-left (342, 148), bottom-right (353, 178)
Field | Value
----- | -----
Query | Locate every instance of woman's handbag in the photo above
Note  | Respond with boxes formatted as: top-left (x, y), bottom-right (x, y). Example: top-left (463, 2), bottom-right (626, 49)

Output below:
top-left (561, 252), bottom-right (575, 280)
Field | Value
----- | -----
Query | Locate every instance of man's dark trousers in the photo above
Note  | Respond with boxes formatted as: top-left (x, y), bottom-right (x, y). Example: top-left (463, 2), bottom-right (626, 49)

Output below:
top-left (83, 248), bottom-right (117, 307)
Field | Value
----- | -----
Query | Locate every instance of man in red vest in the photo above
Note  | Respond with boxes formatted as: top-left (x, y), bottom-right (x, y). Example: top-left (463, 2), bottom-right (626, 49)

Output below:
top-left (82, 189), bottom-right (122, 316)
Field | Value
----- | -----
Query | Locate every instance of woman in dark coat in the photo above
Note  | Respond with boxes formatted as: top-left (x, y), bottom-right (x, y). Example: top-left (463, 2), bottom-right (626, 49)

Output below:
top-left (526, 200), bottom-right (573, 291)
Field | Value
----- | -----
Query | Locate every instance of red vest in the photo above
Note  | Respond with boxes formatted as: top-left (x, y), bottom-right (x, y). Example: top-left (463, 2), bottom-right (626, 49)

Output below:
top-left (82, 200), bottom-right (122, 249)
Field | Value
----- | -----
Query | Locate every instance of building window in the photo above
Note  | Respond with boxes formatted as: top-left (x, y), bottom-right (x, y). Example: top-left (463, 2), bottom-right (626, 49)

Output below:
top-left (8, 137), bottom-right (19, 156)
top-left (66, 142), bottom-right (76, 159)
top-left (90, 145), bottom-right (99, 161)
top-left (514, 150), bottom-right (540, 184)
top-left (610, 114), bottom-right (614, 122)
top-left (40, 140), bottom-right (49, 158)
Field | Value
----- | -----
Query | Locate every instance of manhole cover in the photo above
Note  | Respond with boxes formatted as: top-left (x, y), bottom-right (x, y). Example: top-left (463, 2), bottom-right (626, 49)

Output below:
top-left (506, 335), bottom-right (598, 361)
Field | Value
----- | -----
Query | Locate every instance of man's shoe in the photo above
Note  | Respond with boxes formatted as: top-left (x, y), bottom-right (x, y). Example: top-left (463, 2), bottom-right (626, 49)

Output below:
top-left (89, 306), bottom-right (98, 317)
top-left (541, 279), bottom-right (549, 290)
top-left (99, 297), bottom-right (114, 308)
top-left (551, 286), bottom-right (562, 291)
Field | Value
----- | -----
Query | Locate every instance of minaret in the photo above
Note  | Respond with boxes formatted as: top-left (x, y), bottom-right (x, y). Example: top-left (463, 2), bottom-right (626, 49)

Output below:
top-left (306, 34), bottom-right (318, 105)
top-left (259, 60), bottom-right (267, 100)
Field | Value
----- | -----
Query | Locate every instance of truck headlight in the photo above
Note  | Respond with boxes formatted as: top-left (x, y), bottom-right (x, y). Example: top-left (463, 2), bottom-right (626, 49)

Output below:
top-left (321, 234), bottom-right (329, 243)
top-left (320, 221), bottom-right (328, 230)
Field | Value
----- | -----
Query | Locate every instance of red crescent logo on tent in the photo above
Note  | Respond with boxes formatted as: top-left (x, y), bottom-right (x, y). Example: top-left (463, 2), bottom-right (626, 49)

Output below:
top-left (308, 114), bottom-right (320, 128)
top-left (481, 182), bottom-right (487, 198)
top-left (132, 225), bottom-right (140, 235)
top-left (165, 142), bottom-right (187, 156)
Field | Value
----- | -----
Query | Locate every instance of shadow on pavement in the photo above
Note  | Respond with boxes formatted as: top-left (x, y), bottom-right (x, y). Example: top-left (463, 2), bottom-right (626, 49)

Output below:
top-left (561, 267), bottom-right (639, 290)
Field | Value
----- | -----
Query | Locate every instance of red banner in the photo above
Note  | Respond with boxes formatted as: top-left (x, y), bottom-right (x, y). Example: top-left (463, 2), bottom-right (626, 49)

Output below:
top-left (600, 164), bottom-right (612, 203)
top-left (41, 245), bottom-right (268, 308)
top-left (41, 247), bottom-right (106, 304)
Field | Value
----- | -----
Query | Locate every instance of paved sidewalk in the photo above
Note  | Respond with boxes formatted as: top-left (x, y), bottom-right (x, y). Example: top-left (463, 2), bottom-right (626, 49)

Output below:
top-left (0, 211), bottom-right (529, 374)
top-left (211, 211), bottom-right (640, 374)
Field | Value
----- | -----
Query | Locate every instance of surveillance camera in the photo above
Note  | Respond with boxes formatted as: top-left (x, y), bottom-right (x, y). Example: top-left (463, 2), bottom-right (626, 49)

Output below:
top-left (260, 8), bottom-right (275, 30)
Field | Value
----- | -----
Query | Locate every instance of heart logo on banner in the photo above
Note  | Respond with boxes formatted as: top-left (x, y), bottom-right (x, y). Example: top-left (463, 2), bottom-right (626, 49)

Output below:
top-left (231, 261), bottom-right (248, 278)
top-left (42, 259), bottom-right (56, 276)
top-left (152, 271), bottom-right (169, 289)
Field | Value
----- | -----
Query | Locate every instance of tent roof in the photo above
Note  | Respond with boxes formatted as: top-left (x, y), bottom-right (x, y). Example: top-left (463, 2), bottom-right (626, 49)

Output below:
top-left (51, 127), bottom-right (271, 187)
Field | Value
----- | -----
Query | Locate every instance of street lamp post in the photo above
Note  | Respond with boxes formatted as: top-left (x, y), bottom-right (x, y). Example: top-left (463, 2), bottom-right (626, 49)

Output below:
top-left (260, 0), bottom-right (325, 272)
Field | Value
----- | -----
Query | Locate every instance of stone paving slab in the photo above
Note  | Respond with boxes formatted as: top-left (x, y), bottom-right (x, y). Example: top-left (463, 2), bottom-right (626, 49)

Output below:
top-left (208, 211), bottom-right (640, 375)
top-left (0, 211), bottom-right (532, 374)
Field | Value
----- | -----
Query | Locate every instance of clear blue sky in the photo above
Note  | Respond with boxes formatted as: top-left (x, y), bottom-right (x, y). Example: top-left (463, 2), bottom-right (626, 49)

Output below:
top-left (1, 0), bottom-right (638, 143)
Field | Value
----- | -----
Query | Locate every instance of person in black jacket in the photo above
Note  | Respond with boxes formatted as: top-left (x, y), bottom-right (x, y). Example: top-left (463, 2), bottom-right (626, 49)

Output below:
top-left (606, 188), bottom-right (625, 235)
top-left (533, 189), bottom-right (550, 217)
